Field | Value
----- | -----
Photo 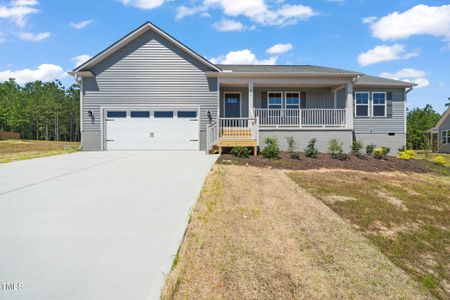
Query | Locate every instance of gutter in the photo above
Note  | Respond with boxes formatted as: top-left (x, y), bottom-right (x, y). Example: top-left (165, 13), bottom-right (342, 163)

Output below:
top-left (205, 71), bottom-right (363, 78)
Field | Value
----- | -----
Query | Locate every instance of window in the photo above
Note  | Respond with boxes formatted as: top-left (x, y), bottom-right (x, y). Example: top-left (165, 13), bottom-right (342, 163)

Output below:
top-left (372, 92), bottom-right (386, 117)
top-left (107, 111), bottom-right (126, 118)
top-left (268, 92), bottom-right (283, 109)
top-left (443, 130), bottom-right (449, 144)
top-left (130, 111), bottom-right (150, 118)
top-left (177, 111), bottom-right (197, 118)
top-left (285, 92), bottom-right (300, 109)
top-left (355, 92), bottom-right (369, 117)
top-left (154, 111), bottom-right (173, 118)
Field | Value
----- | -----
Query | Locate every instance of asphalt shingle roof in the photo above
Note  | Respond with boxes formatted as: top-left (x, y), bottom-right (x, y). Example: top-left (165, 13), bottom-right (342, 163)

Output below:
top-left (216, 64), bottom-right (415, 87)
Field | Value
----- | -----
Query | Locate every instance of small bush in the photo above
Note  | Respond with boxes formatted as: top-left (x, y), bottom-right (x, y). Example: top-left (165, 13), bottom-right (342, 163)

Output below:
top-left (398, 150), bottom-right (417, 160)
top-left (374, 147), bottom-right (387, 159)
top-left (328, 139), bottom-right (348, 160)
top-left (261, 137), bottom-right (280, 159)
top-left (230, 146), bottom-right (252, 158)
top-left (432, 155), bottom-right (446, 166)
top-left (366, 144), bottom-right (376, 155)
top-left (304, 138), bottom-right (319, 158)
top-left (383, 147), bottom-right (391, 156)
top-left (398, 145), bottom-right (406, 152)
top-left (351, 140), bottom-right (364, 157)
top-left (286, 136), bottom-right (296, 153)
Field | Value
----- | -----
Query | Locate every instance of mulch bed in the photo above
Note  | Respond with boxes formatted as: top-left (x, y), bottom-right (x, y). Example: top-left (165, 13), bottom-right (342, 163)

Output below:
top-left (218, 152), bottom-right (432, 173)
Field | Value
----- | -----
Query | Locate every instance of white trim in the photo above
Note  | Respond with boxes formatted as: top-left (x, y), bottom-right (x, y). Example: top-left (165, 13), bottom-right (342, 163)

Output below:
top-left (354, 91), bottom-right (370, 117)
top-left (267, 91), bottom-right (283, 108)
top-left (434, 107), bottom-right (450, 129)
top-left (79, 77), bottom-right (84, 144)
top-left (371, 91), bottom-right (387, 118)
top-left (74, 22), bottom-right (221, 73)
top-left (284, 91), bottom-right (300, 109)
top-left (333, 91), bottom-right (337, 109)
top-left (223, 92), bottom-right (242, 118)
top-left (442, 129), bottom-right (449, 144)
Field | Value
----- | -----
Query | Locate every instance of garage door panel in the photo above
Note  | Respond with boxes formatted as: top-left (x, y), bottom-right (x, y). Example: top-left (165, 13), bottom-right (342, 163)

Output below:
top-left (105, 110), bottom-right (199, 151)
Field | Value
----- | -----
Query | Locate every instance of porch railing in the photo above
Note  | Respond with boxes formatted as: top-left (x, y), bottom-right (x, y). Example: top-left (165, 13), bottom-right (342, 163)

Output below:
top-left (219, 118), bottom-right (259, 141)
top-left (254, 108), bottom-right (346, 127)
top-left (206, 121), bottom-right (219, 153)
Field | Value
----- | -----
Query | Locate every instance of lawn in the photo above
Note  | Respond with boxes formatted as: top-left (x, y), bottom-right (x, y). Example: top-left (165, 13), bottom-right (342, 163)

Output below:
top-left (414, 152), bottom-right (450, 167)
top-left (289, 170), bottom-right (450, 299)
top-left (0, 139), bottom-right (80, 163)
top-left (162, 165), bottom-right (431, 299)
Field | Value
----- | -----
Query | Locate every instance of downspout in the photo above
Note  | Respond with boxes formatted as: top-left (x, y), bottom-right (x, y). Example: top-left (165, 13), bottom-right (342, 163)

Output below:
top-left (74, 75), bottom-right (83, 150)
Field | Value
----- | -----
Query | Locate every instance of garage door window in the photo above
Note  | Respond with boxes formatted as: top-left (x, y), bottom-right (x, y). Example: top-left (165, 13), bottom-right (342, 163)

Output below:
top-left (177, 111), bottom-right (197, 118)
top-left (107, 111), bottom-right (126, 118)
top-left (154, 111), bottom-right (173, 118)
top-left (131, 111), bottom-right (150, 118)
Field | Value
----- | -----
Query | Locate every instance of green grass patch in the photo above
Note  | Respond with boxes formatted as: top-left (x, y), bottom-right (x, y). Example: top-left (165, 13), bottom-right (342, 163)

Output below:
top-left (289, 170), bottom-right (450, 299)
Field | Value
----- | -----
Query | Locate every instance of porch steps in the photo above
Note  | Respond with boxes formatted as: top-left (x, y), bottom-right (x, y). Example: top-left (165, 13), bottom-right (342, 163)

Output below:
top-left (217, 139), bottom-right (258, 155)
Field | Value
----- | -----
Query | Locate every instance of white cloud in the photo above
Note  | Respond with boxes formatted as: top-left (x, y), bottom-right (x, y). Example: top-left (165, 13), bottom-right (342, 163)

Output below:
top-left (0, 64), bottom-right (66, 84)
top-left (367, 4), bottom-right (450, 46)
top-left (176, 0), bottom-right (316, 27)
top-left (266, 43), bottom-right (293, 55)
top-left (0, 0), bottom-right (39, 27)
top-left (362, 16), bottom-right (376, 24)
top-left (357, 44), bottom-right (419, 66)
top-left (70, 19), bottom-right (93, 29)
top-left (379, 68), bottom-right (430, 89)
top-left (18, 31), bottom-right (50, 42)
top-left (71, 54), bottom-right (92, 67)
top-left (121, 0), bottom-right (165, 10)
top-left (210, 49), bottom-right (277, 65)
top-left (213, 19), bottom-right (246, 31)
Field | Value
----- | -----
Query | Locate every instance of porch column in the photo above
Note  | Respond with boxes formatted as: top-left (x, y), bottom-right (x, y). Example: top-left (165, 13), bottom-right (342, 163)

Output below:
top-left (346, 82), bottom-right (354, 129)
top-left (248, 81), bottom-right (254, 117)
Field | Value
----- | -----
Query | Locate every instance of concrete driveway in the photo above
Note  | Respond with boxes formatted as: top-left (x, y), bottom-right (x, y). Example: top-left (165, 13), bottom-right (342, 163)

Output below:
top-left (0, 151), bottom-right (217, 300)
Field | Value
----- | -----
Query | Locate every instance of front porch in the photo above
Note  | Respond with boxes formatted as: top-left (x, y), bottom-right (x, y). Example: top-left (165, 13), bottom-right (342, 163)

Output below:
top-left (206, 79), bottom-right (355, 153)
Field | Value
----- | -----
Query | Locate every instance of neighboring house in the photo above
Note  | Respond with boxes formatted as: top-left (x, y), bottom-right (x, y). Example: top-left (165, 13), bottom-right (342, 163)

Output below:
top-left (430, 108), bottom-right (450, 153)
top-left (69, 22), bottom-right (415, 154)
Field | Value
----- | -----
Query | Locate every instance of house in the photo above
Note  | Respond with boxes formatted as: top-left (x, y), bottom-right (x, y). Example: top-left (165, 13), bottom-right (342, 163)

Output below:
top-left (430, 107), bottom-right (450, 153)
top-left (69, 22), bottom-right (415, 154)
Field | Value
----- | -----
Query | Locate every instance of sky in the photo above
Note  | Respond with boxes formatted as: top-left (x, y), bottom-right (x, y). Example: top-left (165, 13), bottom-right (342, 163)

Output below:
top-left (0, 0), bottom-right (449, 113)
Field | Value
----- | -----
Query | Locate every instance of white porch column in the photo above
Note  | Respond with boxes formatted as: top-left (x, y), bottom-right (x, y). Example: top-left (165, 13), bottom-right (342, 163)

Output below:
top-left (346, 82), bottom-right (354, 129)
top-left (248, 81), bottom-right (254, 117)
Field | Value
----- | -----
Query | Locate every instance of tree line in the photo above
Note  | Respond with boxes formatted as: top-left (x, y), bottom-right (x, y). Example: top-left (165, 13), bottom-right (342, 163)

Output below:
top-left (0, 79), bottom-right (80, 141)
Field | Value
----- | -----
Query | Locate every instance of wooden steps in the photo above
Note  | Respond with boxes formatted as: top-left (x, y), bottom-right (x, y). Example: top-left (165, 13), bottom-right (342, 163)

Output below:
top-left (217, 139), bottom-right (258, 155)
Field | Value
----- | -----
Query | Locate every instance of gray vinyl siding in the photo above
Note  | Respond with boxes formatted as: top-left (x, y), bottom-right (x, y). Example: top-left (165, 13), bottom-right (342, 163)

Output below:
top-left (253, 87), bottom-right (342, 109)
top-left (81, 30), bottom-right (218, 150)
top-left (353, 88), bottom-right (406, 134)
top-left (438, 114), bottom-right (450, 153)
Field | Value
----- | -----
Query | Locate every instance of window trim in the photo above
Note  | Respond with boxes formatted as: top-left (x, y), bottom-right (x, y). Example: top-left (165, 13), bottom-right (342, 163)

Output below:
top-left (267, 91), bottom-right (283, 109)
top-left (371, 91), bottom-right (387, 118)
top-left (284, 91), bottom-right (301, 109)
top-left (442, 129), bottom-right (449, 144)
top-left (354, 91), bottom-right (370, 118)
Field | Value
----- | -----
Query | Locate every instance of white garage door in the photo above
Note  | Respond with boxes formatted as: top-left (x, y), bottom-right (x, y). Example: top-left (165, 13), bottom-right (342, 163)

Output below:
top-left (105, 110), bottom-right (199, 150)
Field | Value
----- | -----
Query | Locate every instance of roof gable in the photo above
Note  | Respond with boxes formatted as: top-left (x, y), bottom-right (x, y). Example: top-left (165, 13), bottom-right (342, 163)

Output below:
top-left (434, 107), bottom-right (450, 129)
top-left (72, 22), bottom-right (221, 74)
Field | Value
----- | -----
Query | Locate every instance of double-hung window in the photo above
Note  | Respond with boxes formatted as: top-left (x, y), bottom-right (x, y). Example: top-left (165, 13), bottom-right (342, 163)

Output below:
top-left (355, 92), bottom-right (369, 117)
top-left (443, 130), bottom-right (449, 144)
top-left (268, 92), bottom-right (283, 109)
top-left (372, 92), bottom-right (387, 117)
top-left (285, 92), bottom-right (300, 109)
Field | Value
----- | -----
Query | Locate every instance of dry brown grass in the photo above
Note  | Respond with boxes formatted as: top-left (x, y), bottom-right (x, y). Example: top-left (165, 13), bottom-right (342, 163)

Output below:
top-left (0, 139), bottom-right (79, 163)
top-left (289, 169), bottom-right (450, 299)
top-left (162, 165), bottom-right (431, 300)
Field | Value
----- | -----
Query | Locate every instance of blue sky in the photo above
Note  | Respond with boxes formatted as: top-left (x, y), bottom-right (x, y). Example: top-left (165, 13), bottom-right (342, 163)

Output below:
top-left (0, 0), bottom-right (449, 113)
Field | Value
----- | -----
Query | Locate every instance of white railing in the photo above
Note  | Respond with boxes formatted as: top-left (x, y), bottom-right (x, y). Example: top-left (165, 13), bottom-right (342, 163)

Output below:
top-left (206, 121), bottom-right (218, 153)
top-left (254, 108), bottom-right (346, 127)
top-left (219, 118), bottom-right (259, 142)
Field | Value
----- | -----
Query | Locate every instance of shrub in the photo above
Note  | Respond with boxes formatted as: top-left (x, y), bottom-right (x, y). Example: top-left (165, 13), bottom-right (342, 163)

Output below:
top-left (398, 150), bottom-right (417, 160)
top-left (304, 138), bottom-right (319, 158)
top-left (383, 147), bottom-right (391, 156)
top-left (328, 139), bottom-right (348, 160)
top-left (374, 147), bottom-right (387, 159)
top-left (351, 140), bottom-right (364, 157)
top-left (230, 146), bottom-right (252, 158)
top-left (261, 137), bottom-right (280, 159)
top-left (366, 144), bottom-right (376, 155)
top-left (286, 136), bottom-right (296, 153)
top-left (432, 155), bottom-right (446, 166)
top-left (398, 145), bottom-right (406, 152)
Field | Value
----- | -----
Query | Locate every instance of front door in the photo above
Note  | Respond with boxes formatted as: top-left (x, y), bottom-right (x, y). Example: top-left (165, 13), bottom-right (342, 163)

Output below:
top-left (224, 93), bottom-right (241, 118)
